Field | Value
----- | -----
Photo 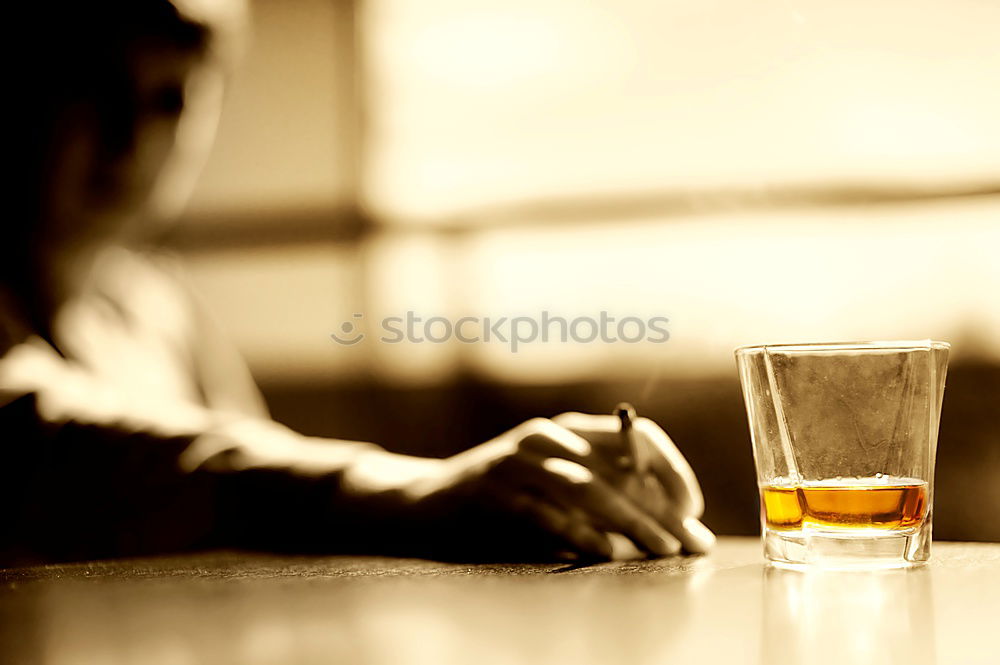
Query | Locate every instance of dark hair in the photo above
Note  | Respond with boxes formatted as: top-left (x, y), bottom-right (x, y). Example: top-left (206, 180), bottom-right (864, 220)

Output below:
top-left (33, 1), bottom-right (212, 95)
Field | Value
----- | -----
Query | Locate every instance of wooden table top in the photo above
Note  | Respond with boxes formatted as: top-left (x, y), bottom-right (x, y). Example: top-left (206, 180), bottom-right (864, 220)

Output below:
top-left (2, 537), bottom-right (998, 665)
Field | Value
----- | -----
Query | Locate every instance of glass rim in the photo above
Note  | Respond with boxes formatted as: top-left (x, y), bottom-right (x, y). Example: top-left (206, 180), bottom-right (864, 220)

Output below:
top-left (734, 339), bottom-right (950, 356)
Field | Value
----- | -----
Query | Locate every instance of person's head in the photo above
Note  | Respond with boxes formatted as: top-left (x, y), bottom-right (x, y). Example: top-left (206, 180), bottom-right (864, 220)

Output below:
top-left (17, 0), bottom-right (247, 262)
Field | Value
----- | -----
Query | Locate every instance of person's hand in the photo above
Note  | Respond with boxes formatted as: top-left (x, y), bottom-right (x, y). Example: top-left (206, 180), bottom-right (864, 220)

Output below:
top-left (378, 413), bottom-right (715, 560)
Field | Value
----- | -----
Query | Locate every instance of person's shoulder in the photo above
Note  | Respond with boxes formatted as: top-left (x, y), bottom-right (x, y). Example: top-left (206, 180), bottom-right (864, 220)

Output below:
top-left (94, 245), bottom-right (186, 287)
top-left (91, 245), bottom-right (198, 341)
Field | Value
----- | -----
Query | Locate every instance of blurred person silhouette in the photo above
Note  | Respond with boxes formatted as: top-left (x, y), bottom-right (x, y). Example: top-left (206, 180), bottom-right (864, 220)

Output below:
top-left (0, 0), bottom-right (714, 564)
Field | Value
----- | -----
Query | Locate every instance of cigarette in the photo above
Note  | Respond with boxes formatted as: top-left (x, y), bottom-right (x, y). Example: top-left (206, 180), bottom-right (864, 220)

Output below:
top-left (615, 402), bottom-right (646, 473)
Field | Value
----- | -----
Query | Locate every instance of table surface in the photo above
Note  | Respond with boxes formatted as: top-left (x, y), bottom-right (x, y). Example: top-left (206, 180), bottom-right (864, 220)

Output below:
top-left (2, 537), bottom-right (998, 665)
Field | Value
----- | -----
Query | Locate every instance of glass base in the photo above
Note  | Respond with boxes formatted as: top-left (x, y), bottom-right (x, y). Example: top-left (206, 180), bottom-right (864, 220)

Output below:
top-left (762, 526), bottom-right (931, 570)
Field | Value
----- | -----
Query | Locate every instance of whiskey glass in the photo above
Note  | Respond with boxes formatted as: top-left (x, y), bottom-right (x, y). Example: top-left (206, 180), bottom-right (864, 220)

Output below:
top-left (735, 341), bottom-right (949, 569)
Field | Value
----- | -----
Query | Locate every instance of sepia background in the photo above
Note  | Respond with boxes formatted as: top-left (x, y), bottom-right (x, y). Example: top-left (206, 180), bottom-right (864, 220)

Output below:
top-left (165, 0), bottom-right (1000, 541)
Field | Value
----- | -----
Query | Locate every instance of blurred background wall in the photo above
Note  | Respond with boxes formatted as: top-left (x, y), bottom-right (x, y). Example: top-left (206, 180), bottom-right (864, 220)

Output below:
top-left (168, 0), bottom-right (1000, 540)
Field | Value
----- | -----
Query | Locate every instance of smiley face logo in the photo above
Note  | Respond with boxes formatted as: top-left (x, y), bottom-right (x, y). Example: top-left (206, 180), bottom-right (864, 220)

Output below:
top-left (331, 313), bottom-right (365, 345)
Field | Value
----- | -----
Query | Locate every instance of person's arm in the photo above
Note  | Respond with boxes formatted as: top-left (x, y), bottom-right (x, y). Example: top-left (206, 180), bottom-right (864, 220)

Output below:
top-left (0, 337), bottom-right (713, 564)
top-left (0, 337), bottom-right (386, 562)
top-left (133, 251), bottom-right (715, 559)
top-left (144, 250), bottom-right (270, 420)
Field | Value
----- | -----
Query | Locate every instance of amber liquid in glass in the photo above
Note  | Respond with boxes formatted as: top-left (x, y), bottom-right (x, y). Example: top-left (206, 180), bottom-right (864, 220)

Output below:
top-left (761, 478), bottom-right (927, 531)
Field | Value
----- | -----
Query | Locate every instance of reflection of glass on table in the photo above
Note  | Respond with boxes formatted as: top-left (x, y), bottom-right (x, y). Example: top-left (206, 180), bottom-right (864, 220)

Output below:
top-left (761, 566), bottom-right (936, 665)
top-left (736, 341), bottom-right (949, 569)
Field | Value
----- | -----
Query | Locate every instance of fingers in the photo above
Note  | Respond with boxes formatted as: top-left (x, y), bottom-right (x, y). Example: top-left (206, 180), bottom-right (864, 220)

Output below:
top-left (496, 451), bottom-right (682, 557)
top-left (635, 418), bottom-right (705, 519)
top-left (551, 411), bottom-right (714, 553)
top-left (504, 491), bottom-right (613, 559)
top-left (678, 516), bottom-right (716, 554)
top-left (517, 417), bottom-right (594, 459)
top-left (552, 411), bottom-right (705, 519)
top-left (516, 418), bottom-right (627, 483)
top-left (494, 416), bottom-right (713, 557)
top-left (518, 417), bottom-right (642, 486)
top-left (637, 474), bottom-right (715, 554)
